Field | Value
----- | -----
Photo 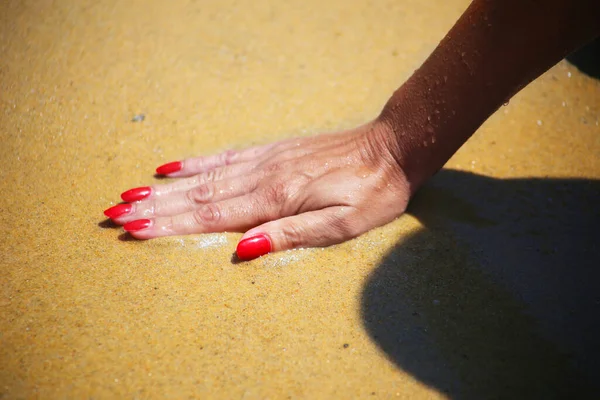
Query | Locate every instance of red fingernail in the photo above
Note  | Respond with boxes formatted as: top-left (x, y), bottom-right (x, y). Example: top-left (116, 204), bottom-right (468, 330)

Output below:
top-left (236, 235), bottom-right (272, 260)
top-left (121, 186), bottom-right (151, 202)
top-left (103, 203), bottom-right (132, 219)
top-left (156, 161), bottom-right (182, 175)
top-left (123, 219), bottom-right (151, 232)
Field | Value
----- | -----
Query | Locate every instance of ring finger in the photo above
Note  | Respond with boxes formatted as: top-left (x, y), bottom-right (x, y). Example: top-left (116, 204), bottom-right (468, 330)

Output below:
top-left (109, 173), bottom-right (261, 224)
top-left (123, 191), bottom-right (278, 239)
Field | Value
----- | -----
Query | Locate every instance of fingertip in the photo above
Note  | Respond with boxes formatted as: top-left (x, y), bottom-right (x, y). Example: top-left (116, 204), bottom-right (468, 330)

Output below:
top-left (104, 203), bottom-right (132, 219)
top-left (236, 234), bottom-right (272, 260)
top-left (121, 186), bottom-right (152, 202)
top-left (156, 161), bottom-right (183, 175)
top-left (123, 219), bottom-right (152, 232)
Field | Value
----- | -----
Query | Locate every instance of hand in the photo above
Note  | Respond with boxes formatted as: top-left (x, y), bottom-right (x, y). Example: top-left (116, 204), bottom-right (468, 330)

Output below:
top-left (104, 121), bottom-right (412, 260)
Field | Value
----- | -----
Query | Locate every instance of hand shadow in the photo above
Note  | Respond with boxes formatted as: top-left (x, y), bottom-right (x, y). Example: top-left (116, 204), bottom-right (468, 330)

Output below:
top-left (361, 169), bottom-right (600, 399)
top-left (98, 218), bottom-right (119, 228)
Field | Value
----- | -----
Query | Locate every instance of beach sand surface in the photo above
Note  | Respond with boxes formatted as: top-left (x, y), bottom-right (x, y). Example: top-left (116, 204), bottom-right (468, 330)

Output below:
top-left (1, 0), bottom-right (599, 398)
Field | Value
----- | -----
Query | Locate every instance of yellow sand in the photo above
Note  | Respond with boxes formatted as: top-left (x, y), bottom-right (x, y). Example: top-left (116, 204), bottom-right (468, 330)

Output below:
top-left (1, 0), bottom-right (599, 398)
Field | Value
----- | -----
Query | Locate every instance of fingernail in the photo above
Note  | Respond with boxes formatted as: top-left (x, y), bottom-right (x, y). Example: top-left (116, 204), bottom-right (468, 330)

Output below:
top-left (156, 161), bottom-right (182, 175)
top-left (236, 234), bottom-right (272, 260)
top-left (123, 219), bottom-right (151, 232)
top-left (103, 203), bottom-right (132, 219)
top-left (121, 186), bottom-right (151, 202)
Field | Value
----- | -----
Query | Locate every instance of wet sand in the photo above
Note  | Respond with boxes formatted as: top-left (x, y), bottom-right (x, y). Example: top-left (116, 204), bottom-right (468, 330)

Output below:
top-left (1, 0), bottom-right (599, 398)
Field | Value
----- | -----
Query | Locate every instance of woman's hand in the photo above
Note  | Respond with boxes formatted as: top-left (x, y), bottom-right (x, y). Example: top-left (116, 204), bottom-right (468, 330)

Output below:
top-left (104, 121), bottom-right (412, 259)
top-left (103, 0), bottom-right (600, 260)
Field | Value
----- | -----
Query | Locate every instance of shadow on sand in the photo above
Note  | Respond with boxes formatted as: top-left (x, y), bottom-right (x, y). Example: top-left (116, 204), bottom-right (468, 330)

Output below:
top-left (362, 169), bottom-right (600, 399)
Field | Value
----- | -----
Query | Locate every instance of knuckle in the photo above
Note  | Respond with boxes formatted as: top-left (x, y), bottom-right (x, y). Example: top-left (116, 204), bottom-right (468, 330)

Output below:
top-left (193, 203), bottom-right (221, 226)
top-left (288, 172), bottom-right (311, 193)
top-left (279, 173), bottom-right (310, 210)
top-left (331, 213), bottom-right (363, 239)
top-left (222, 149), bottom-right (237, 165)
top-left (188, 184), bottom-right (214, 204)
top-left (262, 162), bottom-right (282, 175)
top-left (262, 181), bottom-right (288, 206)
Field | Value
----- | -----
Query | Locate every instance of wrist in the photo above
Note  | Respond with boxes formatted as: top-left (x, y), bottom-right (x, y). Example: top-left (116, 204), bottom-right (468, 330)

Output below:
top-left (374, 87), bottom-right (454, 195)
top-left (362, 118), bottom-right (418, 197)
top-left (375, 67), bottom-right (496, 193)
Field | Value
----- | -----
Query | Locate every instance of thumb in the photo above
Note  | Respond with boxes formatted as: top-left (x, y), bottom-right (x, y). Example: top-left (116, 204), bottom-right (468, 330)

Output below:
top-left (235, 206), bottom-right (364, 260)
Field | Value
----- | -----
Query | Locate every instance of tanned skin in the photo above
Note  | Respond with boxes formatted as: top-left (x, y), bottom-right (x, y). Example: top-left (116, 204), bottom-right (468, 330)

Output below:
top-left (380, 0), bottom-right (600, 191)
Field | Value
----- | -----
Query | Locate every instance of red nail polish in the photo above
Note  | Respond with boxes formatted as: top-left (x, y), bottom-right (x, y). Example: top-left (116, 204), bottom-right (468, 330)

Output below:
top-left (121, 186), bottom-right (151, 202)
top-left (236, 235), bottom-right (272, 260)
top-left (156, 161), bottom-right (182, 175)
top-left (123, 219), bottom-right (151, 232)
top-left (104, 203), bottom-right (132, 219)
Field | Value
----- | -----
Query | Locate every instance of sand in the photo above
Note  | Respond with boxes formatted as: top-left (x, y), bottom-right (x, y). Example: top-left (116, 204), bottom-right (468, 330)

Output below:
top-left (1, 0), bottom-right (599, 398)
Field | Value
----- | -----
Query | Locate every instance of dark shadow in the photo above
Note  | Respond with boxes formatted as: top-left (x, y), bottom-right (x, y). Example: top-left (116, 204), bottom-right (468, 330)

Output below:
top-left (567, 36), bottom-right (600, 80)
top-left (230, 253), bottom-right (243, 264)
top-left (362, 170), bottom-right (600, 399)
top-left (118, 232), bottom-right (138, 241)
top-left (98, 218), bottom-right (119, 228)
top-left (153, 174), bottom-right (169, 180)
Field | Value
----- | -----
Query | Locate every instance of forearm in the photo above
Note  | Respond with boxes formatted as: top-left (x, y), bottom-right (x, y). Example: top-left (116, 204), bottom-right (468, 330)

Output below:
top-left (378, 0), bottom-right (600, 192)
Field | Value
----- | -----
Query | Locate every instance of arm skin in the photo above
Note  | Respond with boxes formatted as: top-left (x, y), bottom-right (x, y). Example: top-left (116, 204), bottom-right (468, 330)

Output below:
top-left (378, 0), bottom-right (600, 193)
top-left (106, 0), bottom-right (600, 259)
